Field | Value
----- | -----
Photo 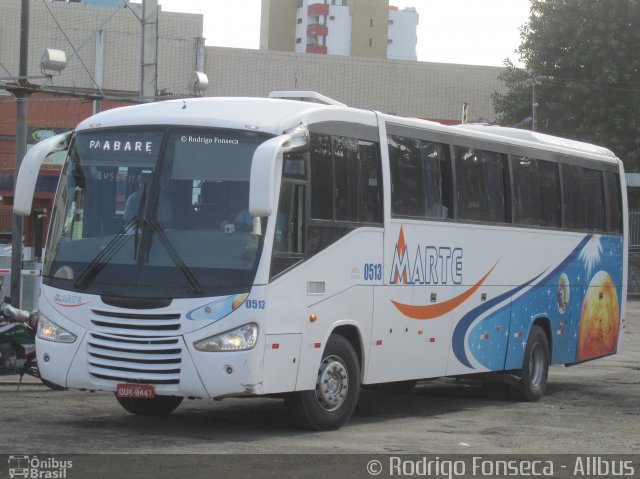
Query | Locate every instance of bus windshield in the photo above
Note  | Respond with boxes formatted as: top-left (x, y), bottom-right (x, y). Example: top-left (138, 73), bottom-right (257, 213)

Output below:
top-left (43, 127), bottom-right (272, 298)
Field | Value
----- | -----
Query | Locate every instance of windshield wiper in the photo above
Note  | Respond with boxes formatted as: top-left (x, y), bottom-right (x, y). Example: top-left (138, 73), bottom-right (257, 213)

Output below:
top-left (73, 217), bottom-right (139, 289)
top-left (147, 219), bottom-right (204, 295)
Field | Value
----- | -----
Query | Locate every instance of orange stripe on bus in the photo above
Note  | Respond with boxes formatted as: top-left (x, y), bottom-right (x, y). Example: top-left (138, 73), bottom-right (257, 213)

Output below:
top-left (390, 263), bottom-right (497, 320)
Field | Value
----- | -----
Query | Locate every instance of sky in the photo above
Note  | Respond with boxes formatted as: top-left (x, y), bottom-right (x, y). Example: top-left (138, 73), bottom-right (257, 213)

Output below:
top-left (157, 0), bottom-right (531, 67)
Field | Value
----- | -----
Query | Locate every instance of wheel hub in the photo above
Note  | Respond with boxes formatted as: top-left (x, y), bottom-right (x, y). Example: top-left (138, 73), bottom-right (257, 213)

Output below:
top-left (315, 355), bottom-right (349, 411)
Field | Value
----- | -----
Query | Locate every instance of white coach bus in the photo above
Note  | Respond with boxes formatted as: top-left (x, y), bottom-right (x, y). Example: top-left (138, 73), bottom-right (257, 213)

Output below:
top-left (14, 91), bottom-right (627, 430)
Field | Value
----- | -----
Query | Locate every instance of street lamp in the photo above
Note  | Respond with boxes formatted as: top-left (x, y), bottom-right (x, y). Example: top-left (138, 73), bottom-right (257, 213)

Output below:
top-left (188, 71), bottom-right (209, 96)
top-left (532, 75), bottom-right (554, 132)
top-left (40, 48), bottom-right (67, 77)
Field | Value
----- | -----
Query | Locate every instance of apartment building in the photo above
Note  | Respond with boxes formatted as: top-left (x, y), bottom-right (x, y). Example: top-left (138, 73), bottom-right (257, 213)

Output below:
top-left (261, 0), bottom-right (418, 60)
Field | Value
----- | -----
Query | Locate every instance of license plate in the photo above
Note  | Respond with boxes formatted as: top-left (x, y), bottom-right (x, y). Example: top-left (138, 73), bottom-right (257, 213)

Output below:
top-left (116, 383), bottom-right (156, 399)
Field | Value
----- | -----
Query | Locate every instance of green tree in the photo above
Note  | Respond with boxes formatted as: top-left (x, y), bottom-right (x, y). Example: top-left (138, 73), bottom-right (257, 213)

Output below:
top-left (492, 0), bottom-right (640, 170)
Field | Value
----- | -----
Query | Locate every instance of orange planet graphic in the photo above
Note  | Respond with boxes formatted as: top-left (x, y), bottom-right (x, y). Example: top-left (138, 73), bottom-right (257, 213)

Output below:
top-left (576, 271), bottom-right (619, 361)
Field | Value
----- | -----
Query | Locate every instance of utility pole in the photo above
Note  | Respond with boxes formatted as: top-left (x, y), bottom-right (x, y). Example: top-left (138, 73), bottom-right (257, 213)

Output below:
top-left (11, 0), bottom-right (30, 306)
top-left (141, 0), bottom-right (158, 101)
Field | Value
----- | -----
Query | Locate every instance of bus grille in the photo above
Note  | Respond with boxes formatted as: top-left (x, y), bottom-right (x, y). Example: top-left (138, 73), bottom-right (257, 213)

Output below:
top-left (90, 309), bottom-right (181, 336)
top-left (87, 333), bottom-right (182, 385)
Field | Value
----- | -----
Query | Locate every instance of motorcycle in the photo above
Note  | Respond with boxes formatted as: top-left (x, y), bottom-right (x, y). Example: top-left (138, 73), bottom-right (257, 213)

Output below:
top-left (0, 296), bottom-right (64, 390)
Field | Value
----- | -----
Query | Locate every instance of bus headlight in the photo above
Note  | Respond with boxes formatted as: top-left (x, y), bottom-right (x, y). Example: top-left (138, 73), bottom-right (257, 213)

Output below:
top-left (37, 314), bottom-right (77, 343)
top-left (194, 323), bottom-right (258, 352)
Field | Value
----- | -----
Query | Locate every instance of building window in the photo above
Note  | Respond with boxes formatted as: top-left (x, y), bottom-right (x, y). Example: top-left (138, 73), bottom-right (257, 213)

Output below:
top-left (369, 38), bottom-right (372, 47)
top-left (370, 19), bottom-right (373, 28)
top-left (389, 19), bottom-right (394, 25)
top-left (297, 18), bottom-right (303, 24)
top-left (296, 38), bottom-right (302, 44)
top-left (387, 39), bottom-right (392, 44)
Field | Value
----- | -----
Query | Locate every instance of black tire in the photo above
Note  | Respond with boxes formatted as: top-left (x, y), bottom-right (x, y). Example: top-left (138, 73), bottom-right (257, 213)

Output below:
top-left (510, 325), bottom-right (549, 402)
top-left (115, 394), bottom-right (183, 416)
top-left (286, 334), bottom-right (360, 430)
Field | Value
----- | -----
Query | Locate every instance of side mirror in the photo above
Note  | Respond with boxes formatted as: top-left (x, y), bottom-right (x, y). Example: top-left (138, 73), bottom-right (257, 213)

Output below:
top-left (248, 125), bottom-right (308, 217)
top-left (14, 131), bottom-right (72, 216)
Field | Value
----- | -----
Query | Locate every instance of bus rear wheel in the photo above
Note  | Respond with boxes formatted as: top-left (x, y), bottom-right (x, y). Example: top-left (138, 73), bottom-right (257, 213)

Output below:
top-left (115, 394), bottom-right (183, 416)
top-left (286, 334), bottom-right (360, 430)
top-left (510, 325), bottom-right (549, 402)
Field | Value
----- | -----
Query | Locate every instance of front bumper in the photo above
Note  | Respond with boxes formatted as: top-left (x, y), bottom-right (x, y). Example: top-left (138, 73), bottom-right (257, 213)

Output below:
top-left (37, 328), bottom-right (266, 398)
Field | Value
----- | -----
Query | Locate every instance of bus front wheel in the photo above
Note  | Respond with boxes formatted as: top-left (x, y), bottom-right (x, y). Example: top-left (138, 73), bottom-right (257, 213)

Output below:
top-left (286, 334), bottom-right (360, 430)
top-left (510, 325), bottom-right (549, 402)
top-left (115, 394), bottom-right (183, 416)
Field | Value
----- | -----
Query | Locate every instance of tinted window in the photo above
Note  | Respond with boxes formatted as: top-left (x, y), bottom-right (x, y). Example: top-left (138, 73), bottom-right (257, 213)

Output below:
top-left (389, 136), bottom-right (424, 217)
top-left (274, 182), bottom-right (305, 254)
top-left (359, 140), bottom-right (382, 223)
top-left (454, 147), bottom-right (509, 223)
top-left (563, 165), bottom-right (605, 232)
top-left (388, 135), bottom-right (453, 219)
top-left (422, 142), bottom-right (453, 218)
top-left (512, 157), bottom-right (561, 227)
top-left (605, 171), bottom-right (623, 233)
top-left (333, 136), bottom-right (359, 222)
top-left (563, 165), bottom-right (587, 230)
top-left (310, 134), bottom-right (333, 220)
top-left (512, 157), bottom-right (536, 225)
top-left (584, 169), bottom-right (605, 232)
top-left (310, 133), bottom-right (382, 224)
top-left (538, 159), bottom-right (562, 227)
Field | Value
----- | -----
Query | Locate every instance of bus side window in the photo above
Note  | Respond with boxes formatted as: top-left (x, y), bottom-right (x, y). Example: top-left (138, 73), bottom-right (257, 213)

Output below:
top-left (584, 168), bottom-right (605, 232)
top-left (388, 135), bottom-right (424, 218)
top-left (274, 182), bottom-right (305, 254)
top-left (563, 164), bottom-right (605, 232)
top-left (310, 134), bottom-right (333, 220)
top-left (537, 159), bottom-right (562, 227)
top-left (359, 140), bottom-right (382, 223)
top-left (388, 135), bottom-right (453, 220)
top-left (421, 141), bottom-right (453, 219)
top-left (563, 165), bottom-right (585, 230)
top-left (512, 157), bottom-right (561, 228)
top-left (454, 146), bottom-right (509, 223)
top-left (333, 136), bottom-right (359, 222)
top-left (605, 171), bottom-right (623, 233)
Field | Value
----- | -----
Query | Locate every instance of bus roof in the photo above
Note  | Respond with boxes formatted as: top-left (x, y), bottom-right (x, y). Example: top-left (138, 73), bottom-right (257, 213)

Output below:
top-left (76, 97), bottom-right (337, 136)
top-left (454, 124), bottom-right (617, 160)
top-left (76, 93), bottom-right (620, 165)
